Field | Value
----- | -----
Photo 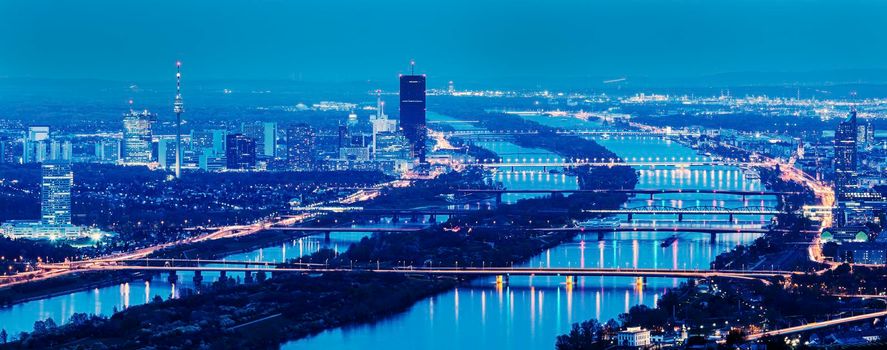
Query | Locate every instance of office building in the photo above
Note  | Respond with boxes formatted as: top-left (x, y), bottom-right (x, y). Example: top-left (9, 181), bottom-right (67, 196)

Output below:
top-left (49, 140), bottom-right (72, 161)
top-left (0, 137), bottom-right (14, 163)
top-left (399, 72), bottom-right (427, 162)
top-left (286, 124), bottom-right (315, 170)
top-left (23, 126), bottom-right (50, 163)
top-left (263, 122), bottom-right (278, 157)
top-left (240, 121), bottom-right (279, 158)
top-left (616, 327), bottom-right (651, 348)
top-left (834, 110), bottom-right (858, 200)
top-left (212, 129), bottom-right (227, 155)
top-left (0, 160), bottom-right (110, 241)
top-left (41, 161), bottom-right (73, 226)
top-left (857, 122), bottom-right (875, 149)
top-left (122, 109), bottom-right (156, 164)
top-left (157, 138), bottom-right (178, 170)
top-left (225, 133), bottom-right (257, 170)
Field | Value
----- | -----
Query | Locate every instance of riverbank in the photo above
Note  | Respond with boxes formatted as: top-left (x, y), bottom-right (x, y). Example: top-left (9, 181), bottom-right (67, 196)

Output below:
top-left (6, 191), bottom-right (612, 349)
top-left (0, 229), bottom-right (311, 307)
top-left (0, 271), bottom-right (140, 307)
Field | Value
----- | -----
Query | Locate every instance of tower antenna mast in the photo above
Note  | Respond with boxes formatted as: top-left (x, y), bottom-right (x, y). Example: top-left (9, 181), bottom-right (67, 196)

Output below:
top-left (173, 61), bottom-right (184, 178)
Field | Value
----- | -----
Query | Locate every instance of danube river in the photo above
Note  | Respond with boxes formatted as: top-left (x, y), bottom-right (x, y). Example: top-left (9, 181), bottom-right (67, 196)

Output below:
top-left (0, 112), bottom-right (775, 348)
top-left (281, 113), bottom-right (774, 349)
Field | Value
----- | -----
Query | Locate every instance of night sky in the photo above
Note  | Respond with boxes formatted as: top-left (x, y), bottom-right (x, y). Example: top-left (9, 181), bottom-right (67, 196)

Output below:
top-left (2, 0), bottom-right (886, 85)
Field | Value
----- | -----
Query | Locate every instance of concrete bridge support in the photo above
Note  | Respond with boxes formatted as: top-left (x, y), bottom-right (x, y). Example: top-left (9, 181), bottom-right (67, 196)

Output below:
top-left (256, 270), bottom-right (267, 283)
top-left (192, 270), bottom-right (203, 286)
top-left (429, 214), bottom-right (437, 223)
top-left (710, 232), bottom-right (717, 245)
top-left (167, 271), bottom-right (178, 285)
top-left (244, 270), bottom-right (254, 284)
top-left (565, 275), bottom-right (575, 286)
top-left (597, 231), bottom-right (606, 241)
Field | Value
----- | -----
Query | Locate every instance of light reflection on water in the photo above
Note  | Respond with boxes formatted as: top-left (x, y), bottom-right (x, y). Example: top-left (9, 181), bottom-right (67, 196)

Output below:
top-left (281, 115), bottom-right (773, 350)
top-left (0, 113), bottom-right (774, 348)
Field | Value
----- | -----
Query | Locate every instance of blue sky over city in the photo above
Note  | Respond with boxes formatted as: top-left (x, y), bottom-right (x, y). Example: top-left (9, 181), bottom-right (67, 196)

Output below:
top-left (2, 0), bottom-right (886, 83)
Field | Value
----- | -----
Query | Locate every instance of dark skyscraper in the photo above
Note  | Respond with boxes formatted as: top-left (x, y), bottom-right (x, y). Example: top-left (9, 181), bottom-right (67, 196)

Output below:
top-left (286, 124), bottom-right (315, 170)
top-left (834, 110), bottom-right (858, 200)
top-left (225, 133), bottom-right (257, 170)
top-left (399, 72), bottom-right (427, 162)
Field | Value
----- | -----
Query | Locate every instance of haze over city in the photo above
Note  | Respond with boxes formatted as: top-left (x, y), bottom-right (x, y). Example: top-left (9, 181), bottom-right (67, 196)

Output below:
top-left (3, 0), bottom-right (887, 86)
top-left (2, 1), bottom-right (887, 350)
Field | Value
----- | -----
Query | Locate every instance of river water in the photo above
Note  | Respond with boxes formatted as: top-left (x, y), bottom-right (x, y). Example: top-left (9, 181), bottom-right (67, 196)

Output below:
top-left (1, 112), bottom-right (775, 348)
top-left (280, 113), bottom-right (775, 349)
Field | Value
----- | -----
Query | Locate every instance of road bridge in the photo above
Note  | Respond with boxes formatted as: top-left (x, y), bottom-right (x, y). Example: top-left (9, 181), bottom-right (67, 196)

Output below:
top-left (287, 207), bottom-right (567, 222)
top-left (456, 188), bottom-right (796, 204)
top-left (441, 130), bottom-right (674, 137)
top-left (263, 226), bottom-right (423, 240)
top-left (473, 161), bottom-right (766, 169)
top-left (530, 225), bottom-right (774, 243)
top-left (583, 205), bottom-right (784, 221)
top-left (38, 262), bottom-right (792, 284)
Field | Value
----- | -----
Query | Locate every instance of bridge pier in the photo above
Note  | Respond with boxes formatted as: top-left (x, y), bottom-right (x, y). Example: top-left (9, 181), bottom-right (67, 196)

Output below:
top-left (392, 215), bottom-right (399, 223)
top-left (256, 270), bottom-right (267, 283)
top-left (244, 270), bottom-right (254, 284)
top-left (627, 213), bottom-right (633, 222)
top-left (410, 214), bottom-right (419, 223)
top-left (710, 232), bottom-right (717, 245)
top-left (429, 214), bottom-right (437, 223)
top-left (219, 270), bottom-right (227, 282)
top-left (729, 213), bottom-right (734, 223)
top-left (167, 271), bottom-right (178, 285)
top-left (678, 213), bottom-right (683, 222)
top-left (495, 193), bottom-right (502, 206)
top-left (192, 270), bottom-right (203, 286)
top-left (597, 231), bottom-right (605, 241)
top-left (324, 231), bottom-right (331, 243)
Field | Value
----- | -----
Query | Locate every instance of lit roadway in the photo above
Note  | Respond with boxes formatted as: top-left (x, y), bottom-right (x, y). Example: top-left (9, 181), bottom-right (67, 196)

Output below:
top-left (745, 310), bottom-right (887, 341)
top-left (38, 262), bottom-right (792, 283)
top-left (0, 182), bottom-right (395, 288)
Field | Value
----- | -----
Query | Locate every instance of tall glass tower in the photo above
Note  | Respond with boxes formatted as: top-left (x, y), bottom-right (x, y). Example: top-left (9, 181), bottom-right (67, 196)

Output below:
top-left (41, 161), bottom-right (73, 226)
top-left (834, 110), bottom-right (858, 200)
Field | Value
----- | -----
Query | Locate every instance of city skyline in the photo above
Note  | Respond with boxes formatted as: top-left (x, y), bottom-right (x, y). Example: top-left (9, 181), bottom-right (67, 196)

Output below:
top-left (4, 2), bottom-right (887, 349)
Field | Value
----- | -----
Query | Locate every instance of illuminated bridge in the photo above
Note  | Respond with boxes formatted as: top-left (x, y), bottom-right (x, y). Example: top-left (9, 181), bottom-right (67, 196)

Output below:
top-left (473, 161), bottom-right (766, 169)
top-left (39, 260), bottom-right (793, 283)
top-left (456, 188), bottom-right (797, 204)
top-left (440, 130), bottom-right (677, 137)
top-left (583, 205), bottom-right (785, 221)
top-left (527, 225), bottom-right (809, 243)
top-left (287, 207), bottom-right (567, 220)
